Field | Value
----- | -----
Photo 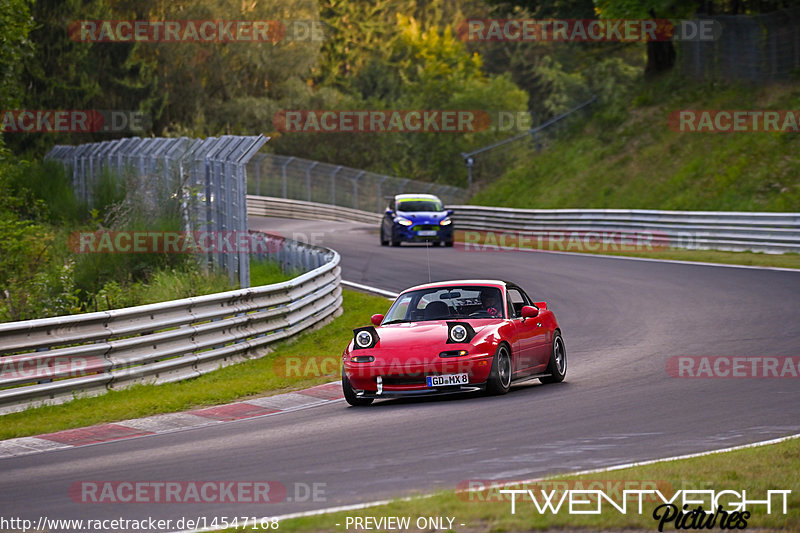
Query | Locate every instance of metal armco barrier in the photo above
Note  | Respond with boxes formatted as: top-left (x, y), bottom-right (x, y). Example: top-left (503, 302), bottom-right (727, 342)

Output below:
top-left (247, 195), bottom-right (381, 225)
top-left (247, 196), bottom-right (800, 254)
top-left (452, 206), bottom-right (800, 253)
top-left (0, 234), bottom-right (341, 415)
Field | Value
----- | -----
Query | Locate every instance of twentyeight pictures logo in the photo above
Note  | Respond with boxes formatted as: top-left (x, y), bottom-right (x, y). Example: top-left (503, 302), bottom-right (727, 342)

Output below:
top-left (498, 487), bottom-right (790, 531)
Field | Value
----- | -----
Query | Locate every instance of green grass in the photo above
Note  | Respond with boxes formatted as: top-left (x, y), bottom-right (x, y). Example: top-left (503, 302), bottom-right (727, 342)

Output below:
top-left (568, 247), bottom-right (800, 269)
top-left (261, 436), bottom-right (800, 532)
top-left (0, 289), bottom-right (390, 440)
top-left (250, 258), bottom-right (295, 286)
top-left (472, 77), bottom-right (800, 212)
top-left (455, 230), bottom-right (800, 269)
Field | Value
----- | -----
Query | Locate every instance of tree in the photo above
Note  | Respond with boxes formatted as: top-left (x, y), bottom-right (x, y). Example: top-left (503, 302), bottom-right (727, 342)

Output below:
top-left (0, 0), bottom-right (34, 155)
top-left (593, 0), bottom-right (696, 76)
top-left (7, 0), bottom-right (159, 155)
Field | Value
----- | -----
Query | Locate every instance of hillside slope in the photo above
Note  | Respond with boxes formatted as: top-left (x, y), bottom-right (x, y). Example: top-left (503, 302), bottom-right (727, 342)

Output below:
top-left (471, 78), bottom-right (800, 212)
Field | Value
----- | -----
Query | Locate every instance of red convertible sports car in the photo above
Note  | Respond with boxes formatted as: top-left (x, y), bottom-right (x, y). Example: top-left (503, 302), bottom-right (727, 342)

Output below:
top-left (341, 279), bottom-right (566, 406)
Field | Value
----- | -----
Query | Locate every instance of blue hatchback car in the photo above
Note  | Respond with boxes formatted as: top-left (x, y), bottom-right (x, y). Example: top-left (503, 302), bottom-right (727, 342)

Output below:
top-left (380, 194), bottom-right (454, 247)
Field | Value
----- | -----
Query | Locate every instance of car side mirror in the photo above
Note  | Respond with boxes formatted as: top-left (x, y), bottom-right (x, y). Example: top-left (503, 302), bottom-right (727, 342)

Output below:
top-left (371, 314), bottom-right (384, 326)
top-left (521, 306), bottom-right (538, 319)
top-left (385, 209), bottom-right (393, 216)
top-left (447, 209), bottom-right (453, 216)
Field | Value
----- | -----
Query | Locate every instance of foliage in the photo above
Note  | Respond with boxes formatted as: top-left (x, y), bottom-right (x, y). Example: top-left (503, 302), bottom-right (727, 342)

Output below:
top-left (93, 266), bottom-right (231, 311)
top-left (0, 0), bottom-right (34, 110)
top-left (471, 76), bottom-right (800, 211)
top-left (250, 258), bottom-right (294, 287)
top-left (0, 154), bottom-right (242, 321)
top-left (7, 0), bottom-right (160, 155)
top-left (272, 11), bottom-right (530, 185)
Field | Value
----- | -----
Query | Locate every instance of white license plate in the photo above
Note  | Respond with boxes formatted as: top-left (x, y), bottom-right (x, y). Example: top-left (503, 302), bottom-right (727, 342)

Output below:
top-left (417, 230), bottom-right (438, 236)
top-left (427, 373), bottom-right (469, 387)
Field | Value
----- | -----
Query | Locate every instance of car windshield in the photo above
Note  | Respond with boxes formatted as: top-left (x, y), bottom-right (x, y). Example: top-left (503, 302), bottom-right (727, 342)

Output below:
top-left (382, 286), bottom-right (505, 323)
top-left (396, 200), bottom-right (443, 212)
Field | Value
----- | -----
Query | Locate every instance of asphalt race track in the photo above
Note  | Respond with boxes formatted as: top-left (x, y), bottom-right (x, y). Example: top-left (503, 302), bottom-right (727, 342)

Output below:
top-left (2, 216), bottom-right (799, 530)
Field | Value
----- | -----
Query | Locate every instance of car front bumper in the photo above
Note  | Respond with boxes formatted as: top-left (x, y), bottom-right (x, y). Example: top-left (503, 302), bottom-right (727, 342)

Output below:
top-left (393, 224), bottom-right (453, 243)
top-left (344, 353), bottom-right (493, 394)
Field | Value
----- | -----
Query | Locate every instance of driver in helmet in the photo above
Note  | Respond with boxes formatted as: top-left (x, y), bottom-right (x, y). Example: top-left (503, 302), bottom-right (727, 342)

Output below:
top-left (481, 289), bottom-right (502, 317)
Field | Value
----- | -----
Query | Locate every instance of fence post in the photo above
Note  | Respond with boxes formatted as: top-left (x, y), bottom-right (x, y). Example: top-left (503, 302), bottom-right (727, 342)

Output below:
top-left (376, 176), bottom-right (389, 213)
top-left (306, 161), bottom-right (318, 202)
top-left (281, 156), bottom-right (294, 198)
top-left (353, 171), bottom-right (364, 210)
top-left (331, 165), bottom-right (342, 206)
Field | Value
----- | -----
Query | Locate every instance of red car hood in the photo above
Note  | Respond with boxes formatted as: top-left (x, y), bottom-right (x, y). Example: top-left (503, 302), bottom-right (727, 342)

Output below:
top-left (372, 320), bottom-right (494, 349)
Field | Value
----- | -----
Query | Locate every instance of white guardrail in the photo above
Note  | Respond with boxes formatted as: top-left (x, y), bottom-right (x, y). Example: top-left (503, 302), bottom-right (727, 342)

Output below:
top-left (0, 233), bottom-right (341, 415)
top-left (247, 195), bottom-right (382, 224)
top-left (247, 196), bottom-right (800, 254)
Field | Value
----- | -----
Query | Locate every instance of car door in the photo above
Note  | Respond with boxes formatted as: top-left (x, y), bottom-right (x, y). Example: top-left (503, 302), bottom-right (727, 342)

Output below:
top-left (517, 286), bottom-right (551, 369)
top-left (508, 287), bottom-right (548, 375)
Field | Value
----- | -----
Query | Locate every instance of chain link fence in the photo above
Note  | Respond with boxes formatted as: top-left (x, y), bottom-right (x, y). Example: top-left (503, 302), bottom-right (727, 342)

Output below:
top-left (246, 154), bottom-right (468, 213)
top-left (677, 7), bottom-right (800, 82)
top-left (45, 135), bottom-right (268, 288)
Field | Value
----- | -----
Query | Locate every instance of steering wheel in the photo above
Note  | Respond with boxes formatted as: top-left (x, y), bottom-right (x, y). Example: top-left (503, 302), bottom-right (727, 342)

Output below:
top-left (469, 307), bottom-right (499, 318)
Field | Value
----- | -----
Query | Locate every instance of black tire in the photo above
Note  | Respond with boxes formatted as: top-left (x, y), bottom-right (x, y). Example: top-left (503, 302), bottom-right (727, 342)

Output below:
top-left (540, 332), bottom-right (567, 384)
top-left (432, 241), bottom-right (441, 247)
top-left (444, 239), bottom-right (454, 247)
top-left (486, 344), bottom-right (512, 395)
top-left (390, 230), bottom-right (401, 247)
top-left (380, 227), bottom-right (389, 246)
top-left (342, 369), bottom-right (373, 406)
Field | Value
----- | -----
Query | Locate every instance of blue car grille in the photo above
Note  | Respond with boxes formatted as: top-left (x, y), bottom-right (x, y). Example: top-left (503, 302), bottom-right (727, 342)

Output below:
top-left (414, 225), bottom-right (440, 231)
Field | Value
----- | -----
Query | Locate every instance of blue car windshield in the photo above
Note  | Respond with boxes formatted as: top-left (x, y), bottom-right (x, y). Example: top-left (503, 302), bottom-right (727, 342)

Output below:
top-left (396, 200), bottom-right (443, 212)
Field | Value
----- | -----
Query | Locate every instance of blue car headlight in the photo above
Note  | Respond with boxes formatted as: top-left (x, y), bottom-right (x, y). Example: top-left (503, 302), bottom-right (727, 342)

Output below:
top-left (440, 218), bottom-right (452, 226)
top-left (395, 217), bottom-right (413, 226)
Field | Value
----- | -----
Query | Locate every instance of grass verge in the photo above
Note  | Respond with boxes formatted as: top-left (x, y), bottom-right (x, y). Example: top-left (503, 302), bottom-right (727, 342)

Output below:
top-left (454, 230), bottom-right (800, 270)
top-left (263, 436), bottom-right (800, 532)
top-left (0, 289), bottom-right (390, 440)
